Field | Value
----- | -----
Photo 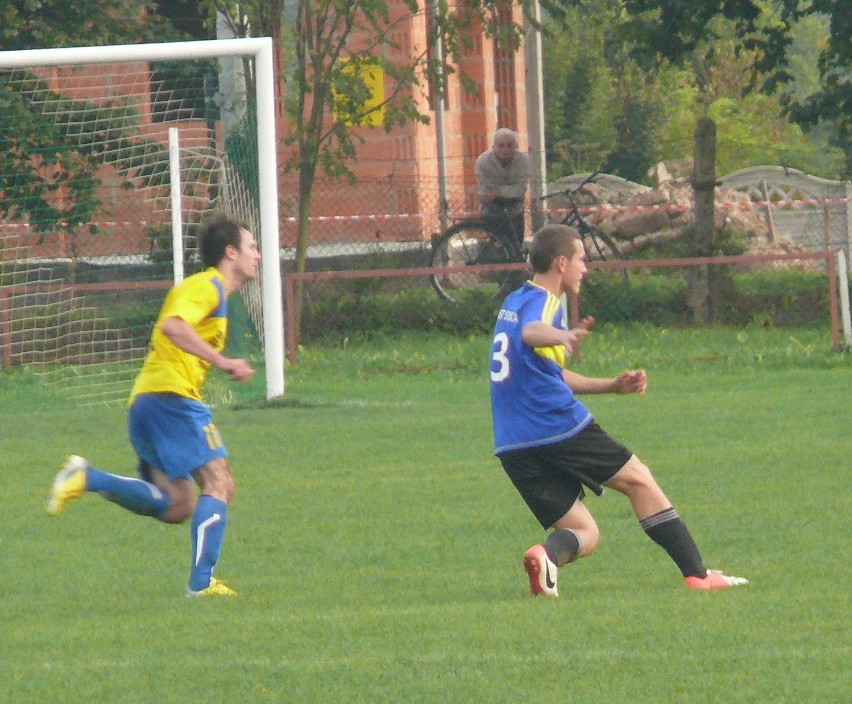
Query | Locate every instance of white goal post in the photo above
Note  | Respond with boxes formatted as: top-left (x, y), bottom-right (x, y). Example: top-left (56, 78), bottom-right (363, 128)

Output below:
top-left (0, 38), bottom-right (285, 401)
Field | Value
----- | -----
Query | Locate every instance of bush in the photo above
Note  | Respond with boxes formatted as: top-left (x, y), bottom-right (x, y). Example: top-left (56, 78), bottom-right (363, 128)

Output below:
top-left (296, 266), bottom-right (841, 341)
top-left (726, 268), bottom-right (834, 326)
top-left (300, 284), bottom-right (500, 342)
top-left (581, 272), bottom-right (690, 324)
top-left (101, 303), bottom-right (159, 345)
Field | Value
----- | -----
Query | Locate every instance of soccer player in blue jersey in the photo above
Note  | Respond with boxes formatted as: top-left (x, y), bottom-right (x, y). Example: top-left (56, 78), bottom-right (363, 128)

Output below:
top-left (46, 213), bottom-right (260, 596)
top-left (490, 224), bottom-right (748, 595)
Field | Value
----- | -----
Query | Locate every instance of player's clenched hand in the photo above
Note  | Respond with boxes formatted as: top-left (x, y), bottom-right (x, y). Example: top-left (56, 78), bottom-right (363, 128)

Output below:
top-left (221, 358), bottom-right (255, 382)
top-left (562, 317), bottom-right (594, 357)
top-left (563, 326), bottom-right (589, 357)
top-left (613, 369), bottom-right (647, 395)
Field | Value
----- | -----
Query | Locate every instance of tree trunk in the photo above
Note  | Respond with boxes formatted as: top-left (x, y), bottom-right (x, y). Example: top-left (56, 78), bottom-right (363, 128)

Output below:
top-left (292, 163), bottom-right (317, 338)
top-left (689, 117), bottom-right (716, 325)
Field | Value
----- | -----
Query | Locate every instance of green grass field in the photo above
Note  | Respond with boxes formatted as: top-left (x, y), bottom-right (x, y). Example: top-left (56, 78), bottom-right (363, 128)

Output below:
top-left (2, 326), bottom-right (849, 703)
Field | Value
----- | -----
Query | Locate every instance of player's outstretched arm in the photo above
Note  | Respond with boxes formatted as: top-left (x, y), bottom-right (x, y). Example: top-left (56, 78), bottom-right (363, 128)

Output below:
top-left (218, 358), bottom-right (255, 382)
top-left (160, 317), bottom-right (254, 383)
top-left (522, 321), bottom-right (589, 357)
top-left (563, 368), bottom-right (647, 395)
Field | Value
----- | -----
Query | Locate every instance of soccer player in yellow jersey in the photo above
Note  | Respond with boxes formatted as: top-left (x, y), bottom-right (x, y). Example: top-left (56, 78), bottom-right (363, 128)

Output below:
top-left (46, 214), bottom-right (260, 596)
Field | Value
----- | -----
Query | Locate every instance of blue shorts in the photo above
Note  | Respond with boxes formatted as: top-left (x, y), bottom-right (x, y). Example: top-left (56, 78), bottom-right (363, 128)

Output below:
top-left (128, 394), bottom-right (228, 480)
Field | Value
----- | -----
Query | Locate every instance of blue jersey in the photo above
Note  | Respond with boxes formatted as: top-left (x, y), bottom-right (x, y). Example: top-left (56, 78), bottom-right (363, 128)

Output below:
top-left (489, 281), bottom-right (593, 454)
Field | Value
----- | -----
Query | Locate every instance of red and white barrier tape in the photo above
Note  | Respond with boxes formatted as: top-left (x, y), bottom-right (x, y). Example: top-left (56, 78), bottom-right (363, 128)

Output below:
top-left (0, 220), bottom-right (153, 231)
top-left (553, 196), bottom-right (852, 217)
top-left (1, 196), bottom-right (850, 231)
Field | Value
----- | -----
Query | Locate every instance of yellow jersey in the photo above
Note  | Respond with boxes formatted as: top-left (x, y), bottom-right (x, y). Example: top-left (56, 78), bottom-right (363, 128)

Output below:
top-left (128, 268), bottom-right (228, 404)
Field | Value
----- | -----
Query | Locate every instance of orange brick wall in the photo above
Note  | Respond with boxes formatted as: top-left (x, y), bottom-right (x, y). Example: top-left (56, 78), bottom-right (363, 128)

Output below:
top-left (3, 16), bottom-right (530, 258)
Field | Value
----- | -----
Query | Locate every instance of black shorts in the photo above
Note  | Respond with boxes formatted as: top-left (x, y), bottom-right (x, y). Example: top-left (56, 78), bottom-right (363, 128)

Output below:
top-left (498, 421), bottom-right (633, 529)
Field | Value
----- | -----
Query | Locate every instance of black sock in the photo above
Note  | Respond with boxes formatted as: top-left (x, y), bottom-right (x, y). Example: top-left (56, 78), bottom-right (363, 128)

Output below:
top-left (544, 528), bottom-right (582, 567)
top-left (640, 507), bottom-right (706, 578)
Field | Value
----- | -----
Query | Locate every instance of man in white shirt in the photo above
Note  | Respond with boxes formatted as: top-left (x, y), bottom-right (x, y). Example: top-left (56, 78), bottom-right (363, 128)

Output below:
top-left (475, 128), bottom-right (531, 250)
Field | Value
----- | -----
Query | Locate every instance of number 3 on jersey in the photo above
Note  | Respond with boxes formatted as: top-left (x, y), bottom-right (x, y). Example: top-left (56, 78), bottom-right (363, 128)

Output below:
top-left (491, 332), bottom-right (510, 382)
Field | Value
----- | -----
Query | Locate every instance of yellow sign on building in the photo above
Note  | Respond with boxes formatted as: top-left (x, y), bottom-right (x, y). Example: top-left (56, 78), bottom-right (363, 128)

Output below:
top-left (332, 59), bottom-right (386, 127)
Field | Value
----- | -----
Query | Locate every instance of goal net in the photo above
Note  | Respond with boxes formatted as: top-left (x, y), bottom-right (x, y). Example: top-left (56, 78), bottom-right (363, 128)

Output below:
top-left (0, 39), bottom-right (283, 405)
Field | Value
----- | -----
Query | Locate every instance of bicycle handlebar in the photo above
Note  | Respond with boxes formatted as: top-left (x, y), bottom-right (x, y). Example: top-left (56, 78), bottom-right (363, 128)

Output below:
top-left (540, 171), bottom-right (601, 201)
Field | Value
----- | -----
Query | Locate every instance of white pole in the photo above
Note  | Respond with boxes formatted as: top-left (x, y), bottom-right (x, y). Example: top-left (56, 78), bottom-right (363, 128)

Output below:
top-left (524, 0), bottom-right (547, 232)
top-left (254, 39), bottom-right (286, 399)
top-left (0, 38), bottom-right (275, 69)
top-left (0, 37), bottom-right (284, 399)
top-left (168, 128), bottom-right (184, 283)
top-left (838, 250), bottom-right (852, 349)
top-left (0, 39), bottom-right (286, 399)
top-left (430, 0), bottom-right (449, 234)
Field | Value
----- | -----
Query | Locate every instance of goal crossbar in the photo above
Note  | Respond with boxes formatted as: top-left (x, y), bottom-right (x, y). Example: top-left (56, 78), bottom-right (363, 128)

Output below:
top-left (0, 38), bottom-right (285, 399)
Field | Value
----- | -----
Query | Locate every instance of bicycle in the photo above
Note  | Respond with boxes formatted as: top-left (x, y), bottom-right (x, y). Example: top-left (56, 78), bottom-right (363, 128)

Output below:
top-left (429, 197), bottom-right (527, 302)
top-left (429, 174), bottom-right (625, 302)
top-left (542, 172), bottom-right (625, 265)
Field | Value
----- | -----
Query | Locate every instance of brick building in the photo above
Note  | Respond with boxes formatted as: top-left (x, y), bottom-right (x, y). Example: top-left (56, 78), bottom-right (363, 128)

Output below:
top-left (277, 0), bottom-right (530, 248)
top-left (2, 7), bottom-right (530, 262)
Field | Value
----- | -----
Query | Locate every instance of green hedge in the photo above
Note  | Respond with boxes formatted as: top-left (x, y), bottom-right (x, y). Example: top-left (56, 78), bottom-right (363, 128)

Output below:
top-left (38, 267), bottom-right (844, 352)
top-left (299, 267), bottom-right (847, 341)
top-left (300, 285), bottom-right (501, 342)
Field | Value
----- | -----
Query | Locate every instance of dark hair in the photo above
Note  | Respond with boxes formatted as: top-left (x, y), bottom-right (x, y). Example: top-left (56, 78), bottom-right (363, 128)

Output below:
top-left (198, 213), bottom-right (247, 268)
top-left (528, 224), bottom-right (581, 273)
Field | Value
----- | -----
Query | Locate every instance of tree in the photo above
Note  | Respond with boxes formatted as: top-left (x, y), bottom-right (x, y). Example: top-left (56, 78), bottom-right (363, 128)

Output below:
top-left (609, 0), bottom-right (850, 177)
top-left (213, 0), bottom-right (538, 329)
top-left (787, 1), bottom-right (852, 177)
top-left (542, 0), bottom-right (849, 183)
top-left (0, 0), bottom-right (168, 51)
top-left (541, 0), bottom-right (848, 323)
top-left (0, 1), bottom-right (184, 237)
top-left (655, 33), bottom-right (846, 177)
top-left (615, 0), bottom-right (801, 83)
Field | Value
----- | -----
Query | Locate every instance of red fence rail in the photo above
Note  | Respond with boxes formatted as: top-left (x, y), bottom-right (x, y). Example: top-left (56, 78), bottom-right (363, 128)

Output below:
top-left (283, 251), bottom-right (841, 362)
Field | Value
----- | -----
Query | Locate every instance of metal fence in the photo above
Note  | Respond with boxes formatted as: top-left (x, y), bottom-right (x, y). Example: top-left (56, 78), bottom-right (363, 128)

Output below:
top-left (275, 168), bottom-right (852, 265)
top-left (2, 169), bottom-right (850, 376)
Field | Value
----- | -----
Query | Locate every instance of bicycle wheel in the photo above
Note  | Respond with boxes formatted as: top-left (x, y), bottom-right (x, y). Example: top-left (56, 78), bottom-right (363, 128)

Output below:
top-left (430, 221), bottom-right (523, 302)
top-left (579, 222), bottom-right (629, 284)
top-left (580, 222), bottom-right (622, 261)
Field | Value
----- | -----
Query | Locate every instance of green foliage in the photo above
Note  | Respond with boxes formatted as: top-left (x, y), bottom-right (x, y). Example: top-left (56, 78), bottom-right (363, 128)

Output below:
top-left (0, 72), bottom-right (105, 236)
top-left (300, 285), bottom-right (501, 342)
top-left (278, 0), bottom-right (437, 186)
top-left (295, 266), bottom-right (839, 343)
top-left (586, 267), bottom-right (837, 327)
top-left (545, 0), bottom-right (848, 181)
top-left (224, 289), bottom-right (262, 358)
top-left (99, 303), bottom-right (159, 345)
top-left (0, 68), bottom-right (204, 237)
top-left (581, 272), bottom-right (689, 325)
top-left (725, 267), bottom-right (838, 326)
top-left (658, 87), bottom-right (846, 177)
top-left (785, 0), bottom-right (852, 177)
top-left (542, 3), bottom-right (671, 180)
top-left (0, 4), bottom-right (216, 236)
top-left (614, 0), bottom-right (801, 78)
top-left (224, 102), bottom-right (261, 208)
top-left (7, 300), bottom-right (158, 364)
top-left (0, 0), bottom-right (170, 51)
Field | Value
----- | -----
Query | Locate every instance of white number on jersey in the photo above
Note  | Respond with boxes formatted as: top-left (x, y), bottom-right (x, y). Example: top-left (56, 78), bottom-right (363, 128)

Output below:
top-left (490, 332), bottom-right (510, 382)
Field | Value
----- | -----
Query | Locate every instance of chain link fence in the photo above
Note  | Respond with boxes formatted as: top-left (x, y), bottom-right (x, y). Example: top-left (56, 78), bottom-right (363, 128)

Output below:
top-left (3, 170), bottom-right (850, 384)
top-left (284, 171), bottom-right (850, 356)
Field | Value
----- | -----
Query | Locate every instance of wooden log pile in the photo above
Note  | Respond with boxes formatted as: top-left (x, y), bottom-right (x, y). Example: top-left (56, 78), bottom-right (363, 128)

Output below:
top-left (550, 164), bottom-right (812, 266)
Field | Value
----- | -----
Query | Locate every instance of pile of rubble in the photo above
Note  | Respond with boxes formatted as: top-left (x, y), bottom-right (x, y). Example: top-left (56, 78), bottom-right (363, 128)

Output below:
top-left (551, 162), bottom-right (809, 262)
